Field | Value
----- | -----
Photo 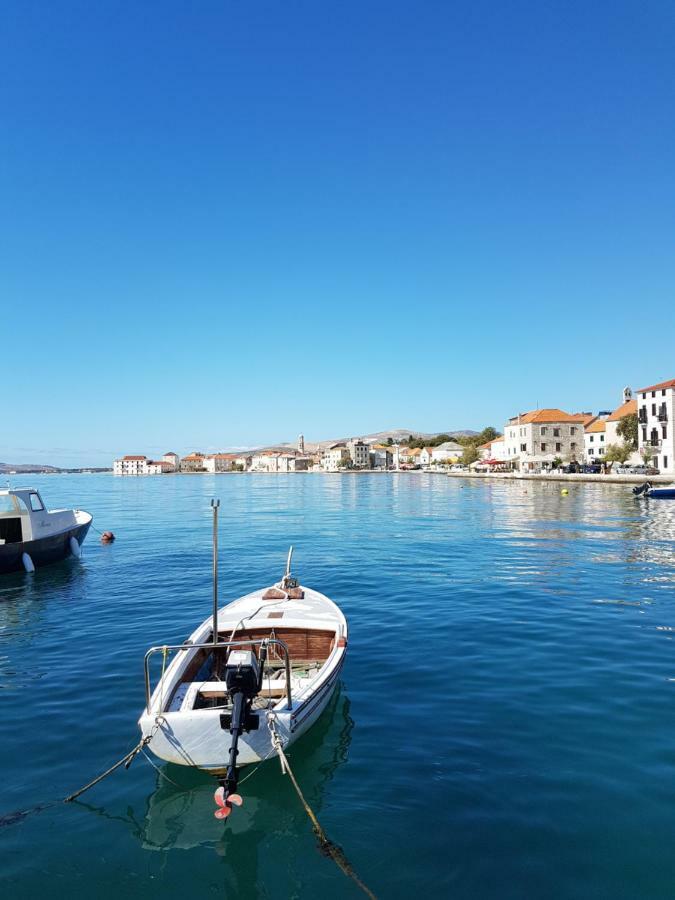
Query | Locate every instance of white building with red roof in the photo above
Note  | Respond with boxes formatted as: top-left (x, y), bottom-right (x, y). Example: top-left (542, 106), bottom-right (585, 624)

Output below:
top-left (637, 378), bottom-right (675, 473)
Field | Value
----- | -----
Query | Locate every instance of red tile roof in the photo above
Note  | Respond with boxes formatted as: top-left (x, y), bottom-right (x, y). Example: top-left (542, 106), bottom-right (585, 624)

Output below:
top-left (516, 409), bottom-right (581, 424)
top-left (122, 455), bottom-right (147, 460)
top-left (637, 378), bottom-right (675, 393)
top-left (606, 399), bottom-right (637, 422)
top-left (585, 419), bottom-right (606, 434)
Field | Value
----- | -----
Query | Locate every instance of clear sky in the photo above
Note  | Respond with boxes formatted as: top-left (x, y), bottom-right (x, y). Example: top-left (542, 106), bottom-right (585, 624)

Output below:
top-left (2, 1), bottom-right (674, 466)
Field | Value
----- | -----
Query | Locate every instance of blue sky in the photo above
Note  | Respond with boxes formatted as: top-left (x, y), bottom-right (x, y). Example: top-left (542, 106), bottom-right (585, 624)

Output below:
top-left (2, 1), bottom-right (674, 466)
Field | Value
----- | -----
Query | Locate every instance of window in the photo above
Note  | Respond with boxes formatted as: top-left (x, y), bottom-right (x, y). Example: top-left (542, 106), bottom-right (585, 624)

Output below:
top-left (589, 436), bottom-right (594, 442)
top-left (541, 443), bottom-right (547, 452)
top-left (553, 428), bottom-right (560, 437)
top-left (652, 391), bottom-right (656, 397)
top-left (663, 390), bottom-right (667, 396)
top-left (599, 448), bottom-right (604, 455)
top-left (663, 426), bottom-right (667, 439)
top-left (571, 442), bottom-right (576, 450)
top-left (29, 493), bottom-right (44, 511)
top-left (541, 426), bottom-right (547, 435)
top-left (665, 456), bottom-right (669, 469)
top-left (652, 404), bottom-right (656, 415)
top-left (642, 427), bottom-right (647, 441)
top-left (600, 435), bottom-right (604, 442)
top-left (556, 443), bottom-right (562, 452)
top-left (642, 393), bottom-right (646, 399)
top-left (520, 443), bottom-right (527, 452)
top-left (571, 426), bottom-right (576, 435)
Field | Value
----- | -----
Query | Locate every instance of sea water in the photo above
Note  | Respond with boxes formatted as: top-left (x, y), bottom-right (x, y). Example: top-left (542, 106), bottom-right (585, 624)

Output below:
top-left (1, 473), bottom-right (675, 899)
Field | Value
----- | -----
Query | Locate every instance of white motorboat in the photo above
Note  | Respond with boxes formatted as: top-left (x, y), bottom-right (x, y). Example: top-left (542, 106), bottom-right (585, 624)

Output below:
top-left (0, 488), bottom-right (93, 574)
top-left (139, 503), bottom-right (348, 817)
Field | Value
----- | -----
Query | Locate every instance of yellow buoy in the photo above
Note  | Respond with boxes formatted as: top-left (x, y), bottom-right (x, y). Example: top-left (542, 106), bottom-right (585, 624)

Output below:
top-left (561, 488), bottom-right (569, 495)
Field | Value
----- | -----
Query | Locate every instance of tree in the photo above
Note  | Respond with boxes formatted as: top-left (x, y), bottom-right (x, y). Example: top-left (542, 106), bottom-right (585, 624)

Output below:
top-left (476, 426), bottom-right (499, 446)
top-left (386, 437), bottom-right (393, 446)
top-left (616, 413), bottom-right (638, 450)
top-left (552, 456), bottom-right (563, 469)
top-left (462, 445), bottom-right (479, 466)
top-left (640, 445), bottom-right (654, 465)
top-left (605, 442), bottom-right (632, 465)
top-left (337, 457), bottom-right (352, 469)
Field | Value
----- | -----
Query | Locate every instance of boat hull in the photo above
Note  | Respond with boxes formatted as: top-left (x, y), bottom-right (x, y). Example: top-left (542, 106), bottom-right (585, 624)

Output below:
top-left (0, 517), bottom-right (92, 574)
top-left (648, 488), bottom-right (675, 499)
top-left (141, 654), bottom-right (344, 772)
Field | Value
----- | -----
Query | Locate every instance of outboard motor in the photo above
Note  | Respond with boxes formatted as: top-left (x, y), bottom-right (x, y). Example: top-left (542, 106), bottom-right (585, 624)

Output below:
top-left (633, 482), bottom-right (652, 497)
top-left (215, 647), bottom-right (265, 818)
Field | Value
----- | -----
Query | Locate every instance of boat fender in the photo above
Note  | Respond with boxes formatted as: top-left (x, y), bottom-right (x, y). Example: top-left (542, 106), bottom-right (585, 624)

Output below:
top-left (561, 489), bottom-right (569, 495)
top-left (70, 536), bottom-right (81, 558)
top-left (100, 531), bottom-right (115, 544)
top-left (22, 552), bottom-right (35, 573)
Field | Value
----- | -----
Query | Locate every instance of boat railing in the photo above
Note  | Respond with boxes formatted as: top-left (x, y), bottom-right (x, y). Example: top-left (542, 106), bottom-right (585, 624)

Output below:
top-left (144, 637), bottom-right (293, 712)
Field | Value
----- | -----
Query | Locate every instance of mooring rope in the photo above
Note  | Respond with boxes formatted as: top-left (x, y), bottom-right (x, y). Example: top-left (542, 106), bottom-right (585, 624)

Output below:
top-left (0, 723), bottom-right (164, 828)
top-left (267, 714), bottom-right (377, 899)
top-left (64, 719), bottom-right (163, 803)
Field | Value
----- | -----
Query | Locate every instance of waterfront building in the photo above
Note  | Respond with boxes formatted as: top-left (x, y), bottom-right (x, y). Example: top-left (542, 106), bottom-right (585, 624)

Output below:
top-left (584, 419), bottom-right (607, 461)
top-left (503, 409), bottom-right (587, 471)
top-left (113, 454), bottom-right (174, 475)
top-left (347, 439), bottom-right (370, 469)
top-left (180, 452), bottom-right (207, 472)
top-left (203, 453), bottom-right (240, 473)
top-left (637, 378), bottom-right (675, 474)
top-left (322, 444), bottom-right (351, 471)
top-left (419, 447), bottom-right (436, 466)
top-left (370, 445), bottom-right (393, 469)
top-left (431, 441), bottom-right (464, 463)
top-left (604, 389), bottom-right (639, 463)
top-left (162, 451), bottom-right (180, 472)
top-left (113, 455), bottom-right (150, 475)
top-left (478, 436), bottom-right (506, 462)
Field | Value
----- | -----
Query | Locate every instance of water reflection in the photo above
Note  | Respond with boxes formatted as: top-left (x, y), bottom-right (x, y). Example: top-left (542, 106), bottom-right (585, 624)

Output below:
top-left (138, 687), bottom-right (353, 854)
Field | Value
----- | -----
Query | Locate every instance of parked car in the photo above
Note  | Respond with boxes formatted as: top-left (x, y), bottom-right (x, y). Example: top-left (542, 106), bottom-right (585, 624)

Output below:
top-left (563, 463), bottom-right (580, 474)
top-left (646, 466), bottom-right (660, 475)
top-left (581, 464), bottom-right (601, 474)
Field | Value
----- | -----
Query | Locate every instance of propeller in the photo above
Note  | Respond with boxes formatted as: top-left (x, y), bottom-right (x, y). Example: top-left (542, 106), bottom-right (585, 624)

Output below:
top-left (214, 786), bottom-right (243, 819)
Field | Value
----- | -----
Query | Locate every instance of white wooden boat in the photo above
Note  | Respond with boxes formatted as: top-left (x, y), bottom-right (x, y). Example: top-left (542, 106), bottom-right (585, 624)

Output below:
top-left (0, 488), bottom-right (92, 574)
top-left (139, 517), bottom-right (348, 817)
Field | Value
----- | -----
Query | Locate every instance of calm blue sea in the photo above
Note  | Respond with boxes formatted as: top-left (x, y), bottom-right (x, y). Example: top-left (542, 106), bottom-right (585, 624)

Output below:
top-left (1, 473), bottom-right (675, 899)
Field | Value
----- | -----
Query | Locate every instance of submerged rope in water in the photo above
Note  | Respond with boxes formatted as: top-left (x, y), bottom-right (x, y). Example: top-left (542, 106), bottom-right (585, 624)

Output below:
top-left (267, 716), bottom-right (376, 899)
top-left (0, 727), bottom-right (159, 827)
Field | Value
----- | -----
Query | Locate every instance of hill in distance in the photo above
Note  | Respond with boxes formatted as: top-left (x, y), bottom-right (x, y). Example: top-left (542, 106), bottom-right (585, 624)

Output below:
top-left (277, 428), bottom-right (478, 453)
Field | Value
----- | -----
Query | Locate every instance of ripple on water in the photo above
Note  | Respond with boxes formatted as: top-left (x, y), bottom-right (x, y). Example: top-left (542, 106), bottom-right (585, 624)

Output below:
top-left (1, 474), bottom-right (675, 899)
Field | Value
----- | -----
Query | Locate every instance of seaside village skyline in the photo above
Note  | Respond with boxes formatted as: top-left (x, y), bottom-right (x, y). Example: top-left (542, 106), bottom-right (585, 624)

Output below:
top-left (114, 376), bottom-right (675, 477)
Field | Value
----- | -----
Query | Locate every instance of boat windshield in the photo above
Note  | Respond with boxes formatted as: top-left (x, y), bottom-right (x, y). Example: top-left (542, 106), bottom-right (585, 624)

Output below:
top-left (0, 494), bottom-right (23, 516)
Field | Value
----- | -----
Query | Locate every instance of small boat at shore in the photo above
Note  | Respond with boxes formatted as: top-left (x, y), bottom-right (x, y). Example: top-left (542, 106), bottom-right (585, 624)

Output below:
top-left (633, 482), bottom-right (675, 499)
top-left (139, 503), bottom-right (348, 818)
top-left (0, 488), bottom-right (93, 574)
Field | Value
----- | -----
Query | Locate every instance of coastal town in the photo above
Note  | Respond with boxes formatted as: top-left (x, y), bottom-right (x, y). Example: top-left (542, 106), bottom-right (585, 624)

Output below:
top-left (113, 377), bottom-right (675, 478)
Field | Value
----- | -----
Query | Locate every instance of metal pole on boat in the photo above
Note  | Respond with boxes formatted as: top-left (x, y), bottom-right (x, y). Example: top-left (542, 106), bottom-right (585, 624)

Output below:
top-left (211, 499), bottom-right (220, 647)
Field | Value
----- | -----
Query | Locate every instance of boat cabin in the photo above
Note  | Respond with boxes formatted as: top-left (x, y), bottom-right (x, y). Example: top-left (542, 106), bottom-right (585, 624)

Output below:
top-left (0, 489), bottom-right (78, 545)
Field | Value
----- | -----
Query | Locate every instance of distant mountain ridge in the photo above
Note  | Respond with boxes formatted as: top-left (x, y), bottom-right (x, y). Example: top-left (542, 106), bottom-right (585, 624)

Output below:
top-left (0, 462), bottom-right (61, 474)
top-left (0, 462), bottom-right (109, 474)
